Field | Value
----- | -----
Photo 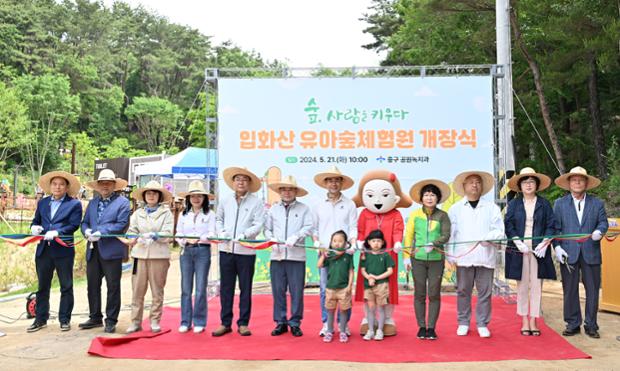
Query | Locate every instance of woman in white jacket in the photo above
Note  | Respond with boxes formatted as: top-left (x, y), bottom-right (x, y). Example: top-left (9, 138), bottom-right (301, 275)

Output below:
top-left (125, 181), bottom-right (174, 333)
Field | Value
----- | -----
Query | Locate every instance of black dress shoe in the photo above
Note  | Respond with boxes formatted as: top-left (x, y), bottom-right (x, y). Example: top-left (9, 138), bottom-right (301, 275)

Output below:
top-left (79, 319), bottom-right (103, 329)
top-left (585, 328), bottom-right (600, 339)
top-left (26, 321), bottom-right (47, 333)
top-left (60, 322), bottom-right (71, 331)
top-left (271, 324), bottom-right (288, 336)
top-left (562, 327), bottom-right (581, 336)
top-left (104, 324), bottom-right (116, 333)
top-left (290, 326), bottom-right (303, 337)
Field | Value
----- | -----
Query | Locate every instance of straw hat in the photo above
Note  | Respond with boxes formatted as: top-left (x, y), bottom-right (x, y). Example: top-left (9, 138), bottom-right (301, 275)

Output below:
top-left (38, 171), bottom-right (81, 197)
top-left (222, 167), bottom-right (261, 193)
top-left (133, 180), bottom-right (173, 203)
top-left (409, 179), bottom-right (451, 205)
top-left (554, 166), bottom-right (601, 191)
top-left (178, 180), bottom-right (215, 200)
top-left (313, 166), bottom-right (354, 190)
top-left (453, 170), bottom-right (495, 197)
top-left (507, 167), bottom-right (551, 192)
top-left (351, 169), bottom-right (412, 208)
top-left (268, 175), bottom-right (308, 197)
top-left (87, 169), bottom-right (128, 192)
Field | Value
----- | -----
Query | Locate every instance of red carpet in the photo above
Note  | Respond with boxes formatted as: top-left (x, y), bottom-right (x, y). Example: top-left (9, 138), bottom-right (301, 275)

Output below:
top-left (88, 295), bottom-right (590, 362)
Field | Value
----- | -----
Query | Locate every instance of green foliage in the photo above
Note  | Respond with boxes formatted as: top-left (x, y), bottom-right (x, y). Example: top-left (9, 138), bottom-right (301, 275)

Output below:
top-left (125, 96), bottom-right (183, 152)
top-left (0, 82), bottom-right (29, 168)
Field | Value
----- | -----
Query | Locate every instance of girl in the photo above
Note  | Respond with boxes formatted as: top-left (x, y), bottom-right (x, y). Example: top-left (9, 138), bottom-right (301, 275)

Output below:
top-left (317, 230), bottom-right (354, 343)
top-left (360, 229), bottom-right (394, 341)
top-left (176, 180), bottom-right (215, 334)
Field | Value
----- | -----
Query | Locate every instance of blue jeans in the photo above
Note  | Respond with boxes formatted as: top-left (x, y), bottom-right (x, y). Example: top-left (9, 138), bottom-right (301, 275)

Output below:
top-left (270, 260), bottom-right (305, 327)
top-left (180, 244), bottom-right (211, 327)
top-left (320, 266), bottom-right (351, 324)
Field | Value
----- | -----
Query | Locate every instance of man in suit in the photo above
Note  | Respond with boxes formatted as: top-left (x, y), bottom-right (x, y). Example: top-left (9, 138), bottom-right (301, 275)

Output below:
top-left (553, 166), bottom-right (608, 338)
top-left (28, 171), bottom-right (83, 333)
top-left (79, 169), bottom-right (130, 333)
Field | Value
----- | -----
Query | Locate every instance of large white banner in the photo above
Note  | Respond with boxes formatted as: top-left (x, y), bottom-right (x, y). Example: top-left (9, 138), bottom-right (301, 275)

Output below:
top-left (217, 76), bottom-right (494, 214)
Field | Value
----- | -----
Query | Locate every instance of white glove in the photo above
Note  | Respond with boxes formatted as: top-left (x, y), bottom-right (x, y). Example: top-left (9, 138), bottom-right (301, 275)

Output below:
top-left (345, 242), bottom-right (356, 255)
top-left (424, 243), bottom-right (434, 254)
top-left (446, 254), bottom-right (457, 264)
top-left (313, 240), bottom-right (321, 249)
top-left (176, 238), bottom-right (187, 247)
top-left (218, 232), bottom-right (231, 239)
top-left (141, 232), bottom-right (158, 242)
top-left (393, 241), bottom-right (403, 253)
top-left (402, 258), bottom-right (412, 271)
top-left (592, 230), bottom-right (603, 241)
top-left (514, 240), bottom-right (529, 254)
top-left (285, 235), bottom-right (298, 248)
top-left (554, 246), bottom-right (568, 263)
top-left (31, 225), bottom-right (44, 235)
top-left (480, 241), bottom-right (495, 248)
top-left (533, 238), bottom-right (550, 258)
top-left (356, 240), bottom-right (365, 251)
top-left (43, 230), bottom-right (59, 241)
top-left (84, 228), bottom-right (93, 238)
top-left (88, 231), bottom-right (101, 242)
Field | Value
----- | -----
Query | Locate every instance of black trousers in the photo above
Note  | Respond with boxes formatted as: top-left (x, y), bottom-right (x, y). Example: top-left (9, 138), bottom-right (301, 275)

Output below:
top-left (560, 252), bottom-right (601, 331)
top-left (86, 243), bottom-right (122, 325)
top-left (219, 252), bottom-right (256, 327)
top-left (35, 245), bottom-right (74, 323)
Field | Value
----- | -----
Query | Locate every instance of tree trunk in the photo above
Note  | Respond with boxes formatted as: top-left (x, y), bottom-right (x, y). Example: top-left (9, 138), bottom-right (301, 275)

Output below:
top-left (587, 51), bottom-right (608, 179)
top-left (510, 5), bottom-right (566, 173)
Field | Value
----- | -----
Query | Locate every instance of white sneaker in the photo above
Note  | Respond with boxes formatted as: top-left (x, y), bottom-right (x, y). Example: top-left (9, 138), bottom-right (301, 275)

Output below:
top-left (126, 323), bottom-right (142, 334)
top-left (456, 325), bottom-right (469, 336)
top-left (178, 325), bottom-right (189, 333)
top-left (374, 329), bottom-right (384, 341)
top-left (151, 321), bottom-right (161, 333)
top-left (193, 326), bottom-right (204, 333)
top-left (319, 322), bottom-right (328, 337)
top-left (363, 331), bottom-right (375, 341)
top-left (345, 324), bottom-right (351, 336)
top-left (477, 327), bottom-right (491, 338)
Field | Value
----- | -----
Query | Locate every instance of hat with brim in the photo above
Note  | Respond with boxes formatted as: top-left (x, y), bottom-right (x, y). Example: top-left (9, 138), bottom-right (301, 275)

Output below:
top-left (223, 167), bottom-right (262, 193)
top-left (507, 167), bottom-right (551, 192)
top-left (409, 179), bottom-right (451, 205)
top-left (351, 169), bottom-right (412, 208)
top-left (268, 175), bottom-right (308, 197)
top-left (313, 166), bottom-right (354, 190)
top-left (133, 180), bottom-right (173, 203)
top-left (178, 180), bottom-right (215, 200)
top-left (86, 169), bottom-right (128, 192)
top-left (453, 170), bottom-right (495, 197)
top-left (554, 166), bottom-right (601, 191)
top-left (38, 171), bottom-right (81, 198)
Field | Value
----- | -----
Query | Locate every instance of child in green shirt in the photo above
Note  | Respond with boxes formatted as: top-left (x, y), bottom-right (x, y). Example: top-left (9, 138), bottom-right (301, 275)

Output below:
top-left (317, 230), bottom-right (354, 343)
top-left (360, 229), bottom-right (394, 341)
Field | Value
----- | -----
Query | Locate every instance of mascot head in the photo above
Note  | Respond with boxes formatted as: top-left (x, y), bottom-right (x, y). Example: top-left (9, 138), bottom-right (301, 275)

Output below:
top-left (352, 169), bottom-right (412, 214)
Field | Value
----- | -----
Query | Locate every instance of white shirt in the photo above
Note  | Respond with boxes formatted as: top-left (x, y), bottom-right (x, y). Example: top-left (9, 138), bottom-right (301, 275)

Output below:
top-left (175, 209), bottom-right (215, 246)
top-left (447, 198), bottom-right (506, 269)
top-left (312, 193), bottom-right (358, 248)
top-left (572, 193), bottom-right (586, 224)
top-left (216, 192), bottom-right (265, 255)
top-left (265, 200), bottom-right (314, 262)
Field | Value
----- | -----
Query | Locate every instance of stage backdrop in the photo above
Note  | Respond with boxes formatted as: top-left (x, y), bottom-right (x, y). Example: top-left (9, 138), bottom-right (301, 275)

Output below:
top-left (217, 76), bottom-right (495, 284)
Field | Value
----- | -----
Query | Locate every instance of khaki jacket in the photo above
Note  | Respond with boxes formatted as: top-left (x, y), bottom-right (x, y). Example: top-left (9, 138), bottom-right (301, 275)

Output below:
top-left (127, 206), bottom-right (174, 259)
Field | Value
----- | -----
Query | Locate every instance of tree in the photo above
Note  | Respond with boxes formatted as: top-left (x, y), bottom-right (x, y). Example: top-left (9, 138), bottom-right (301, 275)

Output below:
top-left (14, 73), bottom-right (80, 188)
top-left (0, 82), bottom-right (29, 168)
top-left (125, 96), bottom-right (183, 152)
top-left (101, 138), bottom-right (148, 159)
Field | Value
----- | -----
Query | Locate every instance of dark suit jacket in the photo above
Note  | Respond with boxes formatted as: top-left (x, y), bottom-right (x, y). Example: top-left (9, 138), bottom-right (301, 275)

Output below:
top-left (81, 194), bottom-right (131, 261)
top-left (31, 195), bottom-right (83, 258)
top-left (553, 194), bottom-right (608, 265)
top-left (504, 196), bottom-right (557, 280)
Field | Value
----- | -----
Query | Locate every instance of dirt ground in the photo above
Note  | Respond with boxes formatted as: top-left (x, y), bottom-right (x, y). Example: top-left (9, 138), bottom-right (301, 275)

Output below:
top-left (1, 252), bottom-right (619, 371)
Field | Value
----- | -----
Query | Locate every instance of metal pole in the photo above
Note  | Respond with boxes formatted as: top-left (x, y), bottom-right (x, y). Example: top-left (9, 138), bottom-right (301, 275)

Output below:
top-left (12, 165), bottom-right (19, 208)
top-left (496, 0), bottom-right (516, 175)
